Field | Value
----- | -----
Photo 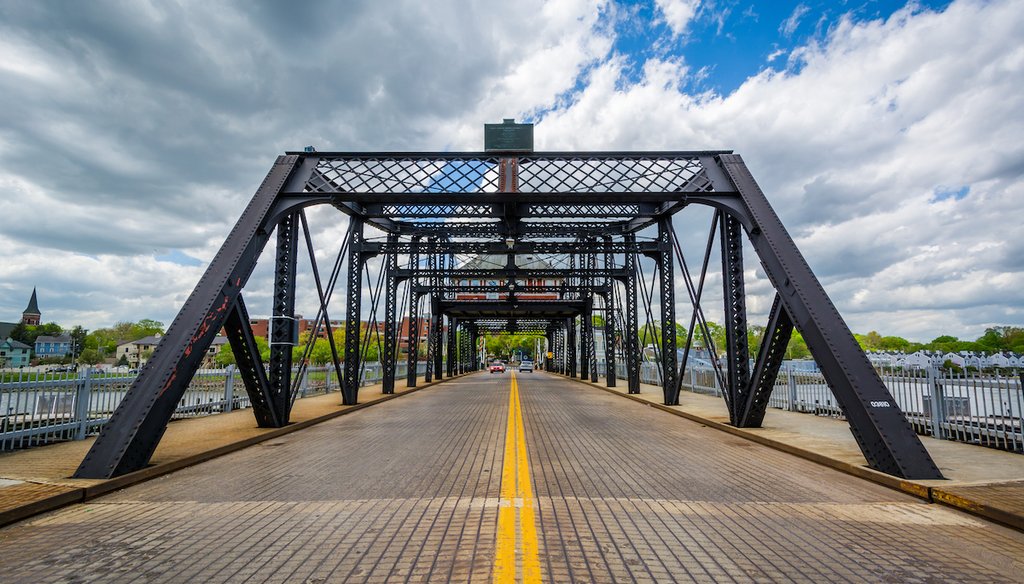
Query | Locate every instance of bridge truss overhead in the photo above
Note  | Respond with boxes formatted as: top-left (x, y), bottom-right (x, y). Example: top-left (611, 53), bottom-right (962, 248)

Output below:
top-left (75, 151), bottom-right (943, 480)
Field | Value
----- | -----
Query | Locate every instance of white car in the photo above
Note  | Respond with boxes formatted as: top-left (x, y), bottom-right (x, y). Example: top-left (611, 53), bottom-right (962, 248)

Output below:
top-left (519, 360), bottom-right (534, 372)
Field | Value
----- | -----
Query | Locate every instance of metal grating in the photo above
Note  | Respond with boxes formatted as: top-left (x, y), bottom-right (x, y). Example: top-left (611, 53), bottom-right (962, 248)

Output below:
top-left (304, 155), bottom-right (713, 195)
top-left (309, 157), bottom-right (500, 194)
top-left (518, 156), bottom-right (709, 193)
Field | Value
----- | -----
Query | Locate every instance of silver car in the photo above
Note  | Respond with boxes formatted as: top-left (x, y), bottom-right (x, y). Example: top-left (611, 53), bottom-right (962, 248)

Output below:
top-left (519, 360), bottom-right (534, 372)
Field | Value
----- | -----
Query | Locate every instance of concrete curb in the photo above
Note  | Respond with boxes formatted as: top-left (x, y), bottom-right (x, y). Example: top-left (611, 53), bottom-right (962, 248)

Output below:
top-left (0, 374), bottom-right (465, 528)
top-left (564, 374), bottom-right (1024, 533)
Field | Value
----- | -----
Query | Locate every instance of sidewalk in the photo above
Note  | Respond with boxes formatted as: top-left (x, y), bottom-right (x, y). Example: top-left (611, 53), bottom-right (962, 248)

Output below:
top-left (0, 374), bottom-right (456, 527)
top-left (572, 374), bottom-right (1024, 532)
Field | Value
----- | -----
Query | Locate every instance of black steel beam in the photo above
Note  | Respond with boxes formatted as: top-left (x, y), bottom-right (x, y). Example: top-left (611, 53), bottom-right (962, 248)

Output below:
top-left (739, 294), bottom-right (793, 428)
top-left (75, 155), bottom-right (307, 479)
top-left (720, 212), bottom-right (750, 423)
top-left (658, 218), bottom-right (679, 405)
top-left (222, 294), bottom-right (279, 427)
top-left (406, 238), bottom-right (421, 388)
top-left (382, 234), bottom-right (399, 394)
top-left (713, 154), bottom-right (942, 479)
top-left (341, 217), bottom-right (364, 405)
top-left (267, 212), bottom-right (299, 423)
top-left (624, 234), bottom-right (641, 394)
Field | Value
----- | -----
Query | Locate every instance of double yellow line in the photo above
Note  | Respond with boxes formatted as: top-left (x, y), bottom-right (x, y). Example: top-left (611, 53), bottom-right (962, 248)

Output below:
top-left (493, 371), bottom-right (542, 583)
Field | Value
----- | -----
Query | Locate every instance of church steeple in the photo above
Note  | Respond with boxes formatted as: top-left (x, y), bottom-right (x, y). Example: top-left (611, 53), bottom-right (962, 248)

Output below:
top-left (22, 287), bottom-right (40, 326)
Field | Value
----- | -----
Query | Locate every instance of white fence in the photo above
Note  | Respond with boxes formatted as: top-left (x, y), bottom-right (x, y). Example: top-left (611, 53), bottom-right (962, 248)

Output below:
top-left (0, 361), bottom-right (427, 451)
top-left (598, 361), bottom-right (1024, 453)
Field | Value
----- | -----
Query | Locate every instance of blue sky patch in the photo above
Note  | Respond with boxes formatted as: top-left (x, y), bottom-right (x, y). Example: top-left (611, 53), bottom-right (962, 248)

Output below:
top-left (932, 185), bottom-right (970, 202)
top-left (612, 1), bottom-right (953, 95)
top-left (155, 249), bottom-right (204, 267)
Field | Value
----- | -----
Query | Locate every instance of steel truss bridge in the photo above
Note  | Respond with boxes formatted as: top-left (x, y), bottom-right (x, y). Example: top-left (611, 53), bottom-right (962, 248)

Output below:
top-left (75, 151), bottom-right (943, 481)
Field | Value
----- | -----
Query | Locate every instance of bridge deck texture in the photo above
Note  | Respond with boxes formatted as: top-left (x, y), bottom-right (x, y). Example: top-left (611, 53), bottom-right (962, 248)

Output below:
top-left (1, 372), bottom-right (1023, 583)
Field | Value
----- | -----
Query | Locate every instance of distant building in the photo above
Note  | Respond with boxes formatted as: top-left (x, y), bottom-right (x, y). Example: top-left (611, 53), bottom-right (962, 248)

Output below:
top-left (1, 288), bottom-right (43, 338)
top-left (35, 335), bottom-right (72, 360)
top-left (21, 288), bottom-right (41, 326)
top-left (116, 334), bottom-right (163, 368)
top-left (0, 338), bottom-right (32, 368)
top-left (203, 336), bottom-right (230, 367)
top-left (247, 316), bottom-right (344, 340)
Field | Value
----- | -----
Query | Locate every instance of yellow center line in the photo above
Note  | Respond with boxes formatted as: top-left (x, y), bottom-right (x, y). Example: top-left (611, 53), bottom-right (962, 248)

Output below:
top-left (494, 371), bottom-right (542, 583)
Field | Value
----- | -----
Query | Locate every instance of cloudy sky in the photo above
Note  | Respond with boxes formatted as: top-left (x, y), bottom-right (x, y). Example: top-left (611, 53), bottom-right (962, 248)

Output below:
top-left (0, 0), bottom-right (1021, 343)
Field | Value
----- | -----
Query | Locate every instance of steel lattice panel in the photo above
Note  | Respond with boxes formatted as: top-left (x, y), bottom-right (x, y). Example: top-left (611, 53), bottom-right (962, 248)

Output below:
top-left (309, 156), bottom-right (501, 194)
top-left (517, 156), bottom-right (708, 193)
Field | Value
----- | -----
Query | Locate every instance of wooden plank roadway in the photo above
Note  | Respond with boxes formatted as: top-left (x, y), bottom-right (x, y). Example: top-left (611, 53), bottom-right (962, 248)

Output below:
top-left (0, 371), bottom-right (1022, 583)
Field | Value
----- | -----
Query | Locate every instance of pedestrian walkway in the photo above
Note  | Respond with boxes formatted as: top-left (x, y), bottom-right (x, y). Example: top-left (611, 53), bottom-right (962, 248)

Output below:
top-left (575, 373), bottom-right (1024, 531)
top-left (0, 375), bottom-right (450, 526)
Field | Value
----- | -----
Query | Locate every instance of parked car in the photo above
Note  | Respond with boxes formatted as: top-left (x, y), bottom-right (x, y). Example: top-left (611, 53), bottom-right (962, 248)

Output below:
top-left (489, 361), bottom-right (506, 373)
top-left (519, 360), bottom-right (534, 372)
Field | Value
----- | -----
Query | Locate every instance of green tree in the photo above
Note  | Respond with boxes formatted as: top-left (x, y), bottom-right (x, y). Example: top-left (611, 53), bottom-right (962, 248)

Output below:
top-left (69, 325), bottom-right (88, 359)
top-left (79, 348), bottom-right (103, 365)
top-left (786, 330), bottom-right (811, 359)
top-left (215, 336), bottom-right (270, 367)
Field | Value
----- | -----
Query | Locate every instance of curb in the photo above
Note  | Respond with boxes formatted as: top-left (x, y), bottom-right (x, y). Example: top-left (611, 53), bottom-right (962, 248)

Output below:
top-left (0, 373), bottom-right (465, 528)
top-left (561, 374), bottom-right (1024, 533)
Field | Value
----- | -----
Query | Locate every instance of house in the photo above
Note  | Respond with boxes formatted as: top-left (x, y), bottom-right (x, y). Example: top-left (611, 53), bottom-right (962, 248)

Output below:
top-left (896, 351), bottom-right (941, 370)
top-left (987, 353), bottom-right (1011, 368)
top-left (941, 352), bottom-right (966, 368)
top-left (116, 334), bottom-right (163, 368)
top-left (35, 335), bottom-right (72, 360)
top-left (198, 336), bottom-right (230, 367)
top-left (0, 337), bottom-right (32, 368)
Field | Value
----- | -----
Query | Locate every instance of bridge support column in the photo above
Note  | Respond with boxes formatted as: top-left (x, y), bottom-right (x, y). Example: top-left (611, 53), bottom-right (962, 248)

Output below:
top-left (432, 301), bottom-right (443, 380)
top-left (604, 237), bottom-right (616, 387)
top-left (447, 316), bottom-right (457, 377)
top-left (406, 237), bottom-right (421, 387)
top-left (580, 311), bottom-right (591, 381)
top-left (567, 317), bottom-right (578, 378)
top-left (624, 234), bottom-right (641, 394)
top-left (720, 212), bottom-right (750, 423)
top-left (341, 217), bottom-right (365, 405)
top-left (268, 211), bottom-right (299, 420)
top-left (603, 297), bottom-right (616, 387)
top-left (382, 233), bottom-right (399, 394)
top-left (659, 217), bottom-right (679, 405)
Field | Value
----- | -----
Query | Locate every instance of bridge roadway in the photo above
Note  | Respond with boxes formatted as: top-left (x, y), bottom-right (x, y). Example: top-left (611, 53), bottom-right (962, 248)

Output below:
top-left (1, 371), bottom-right (1023, 583)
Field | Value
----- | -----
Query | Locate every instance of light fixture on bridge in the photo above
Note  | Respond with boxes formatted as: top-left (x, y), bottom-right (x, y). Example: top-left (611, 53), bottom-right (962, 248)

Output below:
top-left (505, 237), bottom-right (515, 249)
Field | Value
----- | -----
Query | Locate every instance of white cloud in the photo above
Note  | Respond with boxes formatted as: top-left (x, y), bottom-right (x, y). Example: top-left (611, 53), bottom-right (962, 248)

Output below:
top-left (538, 0), bottom-right (1024, 340)
top-left (780, 3), bottom-right (811, 37)
top-left (655, 0), bottom-right (702, 38)
top-left (0, 0), bottom-right (1021, 345)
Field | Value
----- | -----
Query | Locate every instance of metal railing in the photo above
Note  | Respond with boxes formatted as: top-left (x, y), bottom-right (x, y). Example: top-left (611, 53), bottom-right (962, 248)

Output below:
top-left (595, 361), bottom-right (1024, 453)
top-left (0, 361), bottom-right (428, 451)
